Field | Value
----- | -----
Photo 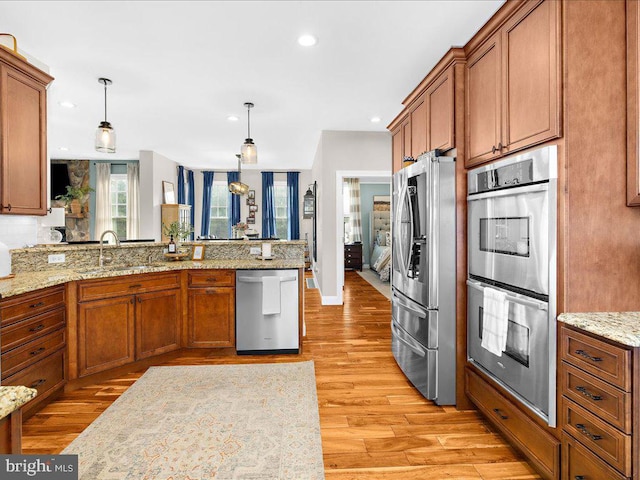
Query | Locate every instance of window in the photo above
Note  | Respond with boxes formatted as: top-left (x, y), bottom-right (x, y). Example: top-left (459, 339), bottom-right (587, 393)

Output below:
top-left (110, 173), bottom-right (127, 239)
top-left (209, 182), bottom-right (229, 238)
top-left (274, 181), bottom-right (288, 239)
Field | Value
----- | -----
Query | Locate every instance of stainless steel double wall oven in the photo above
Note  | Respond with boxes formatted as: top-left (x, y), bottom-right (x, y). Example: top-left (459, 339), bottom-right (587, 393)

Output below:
top-left (467, 146), bottom-right (557, 426)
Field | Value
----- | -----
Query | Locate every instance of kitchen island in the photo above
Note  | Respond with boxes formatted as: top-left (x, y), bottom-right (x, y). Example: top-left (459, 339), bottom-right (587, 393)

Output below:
top-left (0, 386), bottom-right (37, 453)
top-left (0, 240), bottom-right (306, 417)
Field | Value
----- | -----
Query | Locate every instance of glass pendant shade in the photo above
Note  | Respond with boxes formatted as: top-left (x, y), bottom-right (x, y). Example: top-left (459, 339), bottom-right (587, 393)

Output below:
top-left (95, 121), bottom-right (116, 153)
top-left (95, 78), bottom-right (115, 153)
top-left (241, 139), bottom-right (257, 164)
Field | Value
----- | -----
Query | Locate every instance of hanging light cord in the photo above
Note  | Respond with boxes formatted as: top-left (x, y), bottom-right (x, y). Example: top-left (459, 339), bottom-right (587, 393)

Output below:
top-left (103, 81), bottom-right (108, 123)
top-left (246, 104), bottom-right (251, 138)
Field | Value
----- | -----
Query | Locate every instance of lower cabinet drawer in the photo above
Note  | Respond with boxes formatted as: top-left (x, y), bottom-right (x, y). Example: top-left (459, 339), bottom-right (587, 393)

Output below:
top-left (563, 433), bottom-right (626, 480)
top-left (466, 368), bottom-right (559, 480)
top-left (188, 270), bottom-right (234, 288)
top-left (1, 329), bottom-right (65, 379)
top-left (3, 349), bottom-right (65, 404)
top-left (562, 397), bottom-right (631, 476)
top-left (1, 308), bottom-right (66, 353)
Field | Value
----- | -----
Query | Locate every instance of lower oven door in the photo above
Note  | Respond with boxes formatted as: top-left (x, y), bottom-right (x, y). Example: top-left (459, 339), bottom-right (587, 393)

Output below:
top-left (467, 279), bottom-right (550, 421)
top-left (391, 320), bottom-right (437, 399)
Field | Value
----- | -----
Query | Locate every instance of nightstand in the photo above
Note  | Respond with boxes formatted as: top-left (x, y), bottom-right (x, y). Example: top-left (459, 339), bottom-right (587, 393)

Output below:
top-left (344, 243), bottom-right (363, 271)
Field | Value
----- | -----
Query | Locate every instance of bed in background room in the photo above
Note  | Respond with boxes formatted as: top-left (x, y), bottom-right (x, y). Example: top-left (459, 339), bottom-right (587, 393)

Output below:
top-left (369, 196), bottom-right (391, 282)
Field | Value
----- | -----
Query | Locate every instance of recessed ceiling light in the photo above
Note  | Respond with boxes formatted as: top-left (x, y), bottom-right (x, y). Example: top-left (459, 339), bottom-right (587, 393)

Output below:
top-left (227, 115), bottom-right (239, 122)
top-left (370, 116), bottom-right (381, 123)
top-left (298, 34), bottom-right (318, 47)
top-left (58, 101), bottom-right (76, 109)
top-left (58, 147), bottom-right (69, 151)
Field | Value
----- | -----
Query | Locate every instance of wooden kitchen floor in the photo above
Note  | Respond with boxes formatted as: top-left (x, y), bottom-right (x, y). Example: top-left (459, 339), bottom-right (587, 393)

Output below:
top-left (21, 271), bottom-right (540, 479)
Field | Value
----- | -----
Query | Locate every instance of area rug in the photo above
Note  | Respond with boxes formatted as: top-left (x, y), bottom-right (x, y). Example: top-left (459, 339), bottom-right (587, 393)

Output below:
top-left (356, 269), bottom-right (391, 300)
top-left (62, 361), bottom-right (325, 480)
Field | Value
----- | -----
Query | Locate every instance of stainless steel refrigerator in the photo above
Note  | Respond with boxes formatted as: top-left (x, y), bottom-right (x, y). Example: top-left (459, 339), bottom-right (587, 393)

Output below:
top-left (391, 150), bottom-right (456, 405)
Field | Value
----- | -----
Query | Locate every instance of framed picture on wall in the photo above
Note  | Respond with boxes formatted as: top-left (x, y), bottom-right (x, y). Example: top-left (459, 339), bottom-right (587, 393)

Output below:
top-left (249, 205), bottom-right (258, 212)
top-left (247, 216), bottom-right (255, 224)
top-left (163, 181), bottom-right (176, 204)
top-left (247, 198), bottom-right (255, 206)
top-left (248, 190), bottom-right (255, 200)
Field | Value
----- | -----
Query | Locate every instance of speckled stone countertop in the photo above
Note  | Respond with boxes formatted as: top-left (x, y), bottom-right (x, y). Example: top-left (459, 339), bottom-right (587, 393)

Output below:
top-left (558, 312), bottom-right (640, 347)
top-left (0, 258), bottom-right (305, 299)
top-left (0, 386), bottom-right (37, 420)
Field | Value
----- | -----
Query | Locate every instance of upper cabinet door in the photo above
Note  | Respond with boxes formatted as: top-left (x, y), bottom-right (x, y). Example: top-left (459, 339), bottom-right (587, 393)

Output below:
top-left (466, 33), bottom-right (502, 166)
top-left (392, 126), bottom-right (403, 174)
top-left (402, 118), bottom-right (412, 160)
top-left (502, 0), bottom-right (561, 154)
top-left (0, 59), bottom-right (51, 216)
top-left (627, 0), bottom-right (640, 206)
top-left (427, 66), bottom-right (455, 152)
top-left (410, 95), bottom-right (427, 159)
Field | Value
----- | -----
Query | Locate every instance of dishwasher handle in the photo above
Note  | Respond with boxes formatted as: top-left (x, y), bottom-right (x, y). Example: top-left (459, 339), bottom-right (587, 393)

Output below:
top-left (237, 275), bottom-right (297, 283)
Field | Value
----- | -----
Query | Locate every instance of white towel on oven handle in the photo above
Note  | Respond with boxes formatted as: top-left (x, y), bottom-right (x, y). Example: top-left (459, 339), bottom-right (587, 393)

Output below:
top-left (481, 286), bottom-right (509, 356)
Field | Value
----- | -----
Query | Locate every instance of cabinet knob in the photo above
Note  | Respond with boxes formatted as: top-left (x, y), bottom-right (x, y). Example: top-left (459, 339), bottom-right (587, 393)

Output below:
top-left (2, 204), bottom-right (11, 211)
top-left (492, 145), bottom-right (497, 154)
top-left (498, 142), bottom-right (503, 151)
top-left (492, 408), bottom-right (508, 420)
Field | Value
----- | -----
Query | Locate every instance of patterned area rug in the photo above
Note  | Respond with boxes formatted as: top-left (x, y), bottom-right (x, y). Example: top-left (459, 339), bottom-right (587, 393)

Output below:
top-left (62, 361), bottom-right (324, 479)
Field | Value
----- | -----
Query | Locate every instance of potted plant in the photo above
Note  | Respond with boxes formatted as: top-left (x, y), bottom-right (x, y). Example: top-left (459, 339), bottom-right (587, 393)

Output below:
top-left (162, 221), bottom-right (194, 247)
top-left (55, 185), bottom-right (93, 215)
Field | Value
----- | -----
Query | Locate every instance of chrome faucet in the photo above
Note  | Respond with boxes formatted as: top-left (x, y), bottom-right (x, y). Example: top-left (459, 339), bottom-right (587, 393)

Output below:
top-left (99, 230), bottom-right (121, 267)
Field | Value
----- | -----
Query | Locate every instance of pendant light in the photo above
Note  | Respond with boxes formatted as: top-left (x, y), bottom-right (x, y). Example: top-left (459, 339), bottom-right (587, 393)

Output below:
top-left (240, 102), bottom-right (257, 164)
top-left (95, 78), bottom-right (116, 153)
top-left (229, 154), bottom-right (250, 195)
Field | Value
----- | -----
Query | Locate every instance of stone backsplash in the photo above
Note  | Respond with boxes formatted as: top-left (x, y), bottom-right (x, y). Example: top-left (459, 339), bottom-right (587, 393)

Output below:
top-left (10, 240), bottom-right (305, 274)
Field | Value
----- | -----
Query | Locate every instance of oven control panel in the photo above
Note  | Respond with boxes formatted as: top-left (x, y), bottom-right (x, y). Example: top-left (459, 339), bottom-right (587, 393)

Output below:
top-left (476, 159), bottom-right (534, 192)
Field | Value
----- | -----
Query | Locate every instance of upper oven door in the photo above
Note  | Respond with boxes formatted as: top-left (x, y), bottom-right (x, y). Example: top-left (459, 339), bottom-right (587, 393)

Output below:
top-left (392, 159), bottom-right (431, 306)
top-left (468, 183), bottom-right (549, 297)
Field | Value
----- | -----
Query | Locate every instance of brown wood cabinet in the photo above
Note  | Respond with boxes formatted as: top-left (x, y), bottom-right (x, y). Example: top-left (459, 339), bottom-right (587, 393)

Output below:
top-left (0, 49), bottom-right (53, 215)
top-left (410, 95), bottom-right (427, 159)
top-left (466, 367), bottom-right (560, 479)
top-left (0, 409), bottom-right (23, 454)
top-left (391, 126), bottom-right (403, 173)
top-left (627, 0), bottom-right (640, 206)
top-left (0, 285), bottom-right (66, 416)
top-left (186, 270), bottom-right (235, 348)
top-left (465, 0), bottom-right (560, 167)
top-left (135, 289), bottom-right (180, 359)
top-left (76, 273), bottom-right (181, 377)
top-left (559, 324), bottom-right (637, 480)
top-left (426, 66), bottom-right (455, 152)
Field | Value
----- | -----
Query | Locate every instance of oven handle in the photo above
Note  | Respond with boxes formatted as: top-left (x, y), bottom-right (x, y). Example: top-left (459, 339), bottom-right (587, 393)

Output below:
top-left (392, 291), bottom-right (428, 317)
top-left (466, 279), bottom-right (548, 311)
top-left (467, 182), bottom-right (548, 202)
top-left (391, 321), bottom-right (426, 357)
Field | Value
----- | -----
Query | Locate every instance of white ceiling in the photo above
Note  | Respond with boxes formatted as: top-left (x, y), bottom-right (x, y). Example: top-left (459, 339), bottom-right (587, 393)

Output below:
top-left (1, 1), bottom-right (504, 171)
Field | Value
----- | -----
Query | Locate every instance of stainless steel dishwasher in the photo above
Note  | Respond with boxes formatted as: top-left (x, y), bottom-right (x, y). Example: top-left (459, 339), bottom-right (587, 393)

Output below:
top-left (235, 269), bottom-right (299, 354)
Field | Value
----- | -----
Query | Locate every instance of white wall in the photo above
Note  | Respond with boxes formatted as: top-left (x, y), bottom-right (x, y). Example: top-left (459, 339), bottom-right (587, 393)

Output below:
top-left (139, 150), bottom-right (178, 241)
top-left (312, 131), bottom-right (391, 304)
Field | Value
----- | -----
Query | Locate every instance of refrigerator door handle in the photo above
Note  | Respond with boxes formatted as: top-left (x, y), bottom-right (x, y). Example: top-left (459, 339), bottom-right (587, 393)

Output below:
top-left (405, 184), bottom-right (415, 275)
top-left (394, 181), bottom-right (409, 279)
top-left (427, 160), bottom-right (438, 308)
top-left (393, 292), bottom-right (428, 317)
top-left (391, 321), bottom-right (426, 357)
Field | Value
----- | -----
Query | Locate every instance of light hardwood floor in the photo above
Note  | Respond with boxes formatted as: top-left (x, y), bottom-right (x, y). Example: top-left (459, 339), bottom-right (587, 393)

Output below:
top-left (22, 271), bottom-right (541, 479)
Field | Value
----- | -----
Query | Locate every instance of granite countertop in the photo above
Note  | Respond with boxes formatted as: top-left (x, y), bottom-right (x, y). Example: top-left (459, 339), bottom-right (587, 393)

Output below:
top-left (558, 312), bottom-right (640, 347)
top-left (0, 258), bottom-right (305, 298)
top-left (0, 386), bottom-right (37, 420)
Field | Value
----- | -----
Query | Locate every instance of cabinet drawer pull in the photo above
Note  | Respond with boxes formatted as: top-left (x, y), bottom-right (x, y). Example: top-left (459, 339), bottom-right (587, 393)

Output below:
top-left (30, 379), bottom-right (46, 388)
top-left (497, 142), bottom-right (503, 151)
top-left (29, 324), bottom-right (45, 332)
top-left (29, 301), bottom-right (45, 308)
top-left (30, 347), bottom-right (46, 356)
top-left (575, 385), bottom-right (603, 401)
top-left (575, 423), bottom-right (603, 441)
top-left (492, 145), bottom-right (497, 154)
top-left (575, 349), bottom-right (602, 362)
top-left (128, 284), bottom-right (143, 289)
top-left (206, 277), bottom-right (218, 282)
top-left (493, 408), bottom-right (508, 420)
top-left (575, 477), bottom-right (585, 480)
top-left (2, 204), bottom-right (12, 211)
